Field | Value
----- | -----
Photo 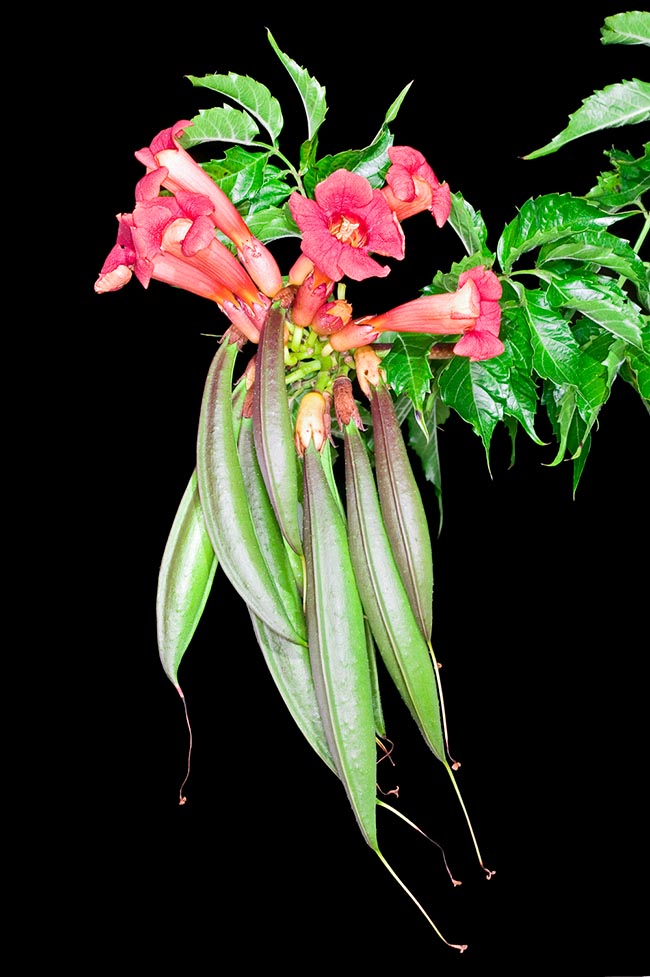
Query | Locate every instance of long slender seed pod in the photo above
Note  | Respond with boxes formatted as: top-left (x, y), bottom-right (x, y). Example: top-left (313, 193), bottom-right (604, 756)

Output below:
top-left (343, 419), bottom-right (446, 763)
top-left (345, 420), bottom-right (493, 878)
top-left (197, 334), bottom-right (306, 645)
top-left (302, 439), bottom-right (379, 850)
top-left (248, 611), bottom-right (337, 775)
top-left (304, 443), bottom-right (469, 951)
top-left (238, 414), bottom-right (306, 642)
top-left (371, 380), bottom-right (460, 764)
top-left (156, 373), bottom-right (249, 689)
top-left (156, 469), bottom-right (218, 691)
top-left (253, 306), bottom-right (303, 554)
top-left (370, 379), bottom-right (433, 640)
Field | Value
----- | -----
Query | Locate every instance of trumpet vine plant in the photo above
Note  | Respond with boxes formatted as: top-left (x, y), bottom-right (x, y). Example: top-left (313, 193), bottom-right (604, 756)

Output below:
top-left (95, 12), bottom-right (649, 953)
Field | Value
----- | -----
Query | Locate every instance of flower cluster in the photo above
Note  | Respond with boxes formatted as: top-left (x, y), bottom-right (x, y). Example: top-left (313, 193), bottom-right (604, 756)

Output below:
top-left (96, 122), bottom-right (503, 362)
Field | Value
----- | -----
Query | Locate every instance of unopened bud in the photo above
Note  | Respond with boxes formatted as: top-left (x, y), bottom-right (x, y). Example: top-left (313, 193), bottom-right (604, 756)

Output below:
top-left (294, 390), bottom-right (330, 456)
top-left (353, 347), bottom-right (385, 398)
top-left (333, 376), bottom-right (364, 430)
top-left (313, 299), bottom-right (353, 336)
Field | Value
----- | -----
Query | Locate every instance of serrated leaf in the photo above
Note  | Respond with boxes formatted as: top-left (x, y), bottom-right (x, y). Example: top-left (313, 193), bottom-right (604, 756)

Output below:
top-left (437, 355), bottom-right (510, 464)
top-left (180, 105), bottom-right (260, 148)
top-left (186, 71), bottom-right (284, 142)
top-left (538, 228), bottom-right (649, 289)
top-left (202, 147), bottom-right (273, 204)
top-left (448, 192), bottom-right (490, 259)
top-left (497, 193), bottom-right (619, 273)
top-left (499, 303), bottom-right (545, 443)
top-left (525, 290), bottom-right (609, 411)
top-left (626, 344), bottom-right (650, 398)
top-left (243, 203), bottom-right (301, 243)
top-left (523, 80), bottom-right (650, 160)
top-left (382, 334), bottom-right (433, 410)
top-left (266, 29), bottom-right (327, 141)
top-left (600, 11), bottom-right (650, 46)
top-left (302, 129), bottom-right (394, 197)
top-left (586, 145), bottom-right (650, 211)
top-left (546, 273), bottom-right (646, 350)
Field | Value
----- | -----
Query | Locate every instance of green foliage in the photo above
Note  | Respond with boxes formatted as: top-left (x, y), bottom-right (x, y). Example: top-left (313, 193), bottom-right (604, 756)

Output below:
top-left (168, 18), bottom-right (649, 496)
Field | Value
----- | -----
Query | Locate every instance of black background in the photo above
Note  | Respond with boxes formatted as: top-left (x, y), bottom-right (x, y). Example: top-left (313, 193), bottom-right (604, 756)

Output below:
top-left (56, 4), bottom-right (649, 971)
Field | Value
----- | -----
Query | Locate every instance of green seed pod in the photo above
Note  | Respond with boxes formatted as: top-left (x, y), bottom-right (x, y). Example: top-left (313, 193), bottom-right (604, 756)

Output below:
top-left (197, 334), bottom-right (306, 645)
top-left (302, 439), bottom-right (379, 851)
top-left (237, 413), bottom-right (307, 652)
top-left (253, 306), bottom-right (303, 555)
top-left (156, 469), bottom-right (217, 690)
top-left (370, 379), bottom-right (433, 641)
top-left (156, 373), bottom-right (248, 689)
top-left (248, 610), bottom-right (336, 775)
top-left (343, 419), bottom-right (445, 763)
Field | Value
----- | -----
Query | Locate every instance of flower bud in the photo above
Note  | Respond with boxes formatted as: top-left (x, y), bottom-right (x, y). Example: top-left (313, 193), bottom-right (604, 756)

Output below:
top-left (294, 390), bottom-right (330, 456)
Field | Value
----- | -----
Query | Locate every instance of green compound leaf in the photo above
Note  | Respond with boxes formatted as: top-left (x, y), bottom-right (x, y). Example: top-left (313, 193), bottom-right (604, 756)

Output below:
top-left (186, 71), bottom-right (284, 143)
top-left (180, 105), bottom-right (261, 148)
top-left (522, 79), bottom-right (650, 160)
top-left (600, 10), bottom-right (650, 46)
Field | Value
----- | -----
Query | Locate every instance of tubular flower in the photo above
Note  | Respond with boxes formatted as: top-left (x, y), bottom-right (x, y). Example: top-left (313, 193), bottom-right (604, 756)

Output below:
top-left (134, 120), bottom-right (282, 298)
top-left (94, 193), bottom-right (271, 343)
top-left (329, 280), bottom-right (479, 352)
top-left (381, 146), bottom-right (451, 227)
top-left (329, 267), bottom-right (504, 362)
top-left (289, 169), bottom-right (405, 283)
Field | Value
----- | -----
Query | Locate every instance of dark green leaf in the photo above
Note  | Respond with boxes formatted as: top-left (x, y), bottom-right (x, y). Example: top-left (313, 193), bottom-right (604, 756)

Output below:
top-left (382, 334), bottom-right (433, 413)
top-left (448, 193), bottom-right (491, 260)
top-left (303, 129), bottom-right (394, 196)
top-left (437, 354), bottom-right (510, 463)
top-left (538, 228), bottom-right (649, 289)
top-left (585, 145), bottom-right (650, 211)
top-left (497, 193), bottom-right (620, 273)
top-left (498, 302), bottom-right (544, 443)
top-left (546, 273), bottom-right (646, 349)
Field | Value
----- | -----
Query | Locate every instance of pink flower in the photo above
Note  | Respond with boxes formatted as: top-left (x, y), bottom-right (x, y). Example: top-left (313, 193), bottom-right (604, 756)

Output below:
top-left (381, 146), bottom-right (451, 227)
top-left (134, 120), bottom-right (282, 298)
top-left (329, 280), bottom-right (479, 351)
top-left (328, 266), bottom-right (504, 362)
top-left (94, 191), bottom-right (270, 343)
top-left (452, 266), bottom-right (504, 361)
top-left (289, 169), bottom-right (405, 282)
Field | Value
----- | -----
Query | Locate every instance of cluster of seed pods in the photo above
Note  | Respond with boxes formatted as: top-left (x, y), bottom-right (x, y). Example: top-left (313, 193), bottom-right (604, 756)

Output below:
top-left (156, 298), bottom-right (493, 951)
